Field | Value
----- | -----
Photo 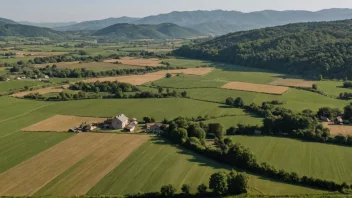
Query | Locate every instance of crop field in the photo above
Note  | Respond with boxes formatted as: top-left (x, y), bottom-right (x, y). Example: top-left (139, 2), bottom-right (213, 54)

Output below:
top-left (88, 139), bottom-right (324, 196)
top-left (11, 51), bottom-right (66, 57)
top-left (12, 87), bottom-right (64, 97)
top-left (222, 82), bottom-right (289, 95)
top-left (230, 136), bottom-right (352, 183)
top-left (269, 78), bottom-right (316, 88)
top-left (22, 115), bottom-right (106, 132)
top-left (323, 122), bottom-right (352, 136)
top-left (0, 80), bottom-right (47, 93)
top-left (104, 57), bottom-right (162, 67)
top-left (316, 80), bottom-right (350, 97)
top-left (84, 68), bottom-right (213, 85)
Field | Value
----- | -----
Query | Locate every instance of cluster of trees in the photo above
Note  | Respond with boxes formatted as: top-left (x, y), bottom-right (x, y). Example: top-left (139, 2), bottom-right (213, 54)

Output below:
top-left (69, 81), bottom-right (139, 94)
top-left (338, 92), bottom-right (352, 100)
top-left (24, 91), bottom-right (101, 101)
top-left (156, 171), bottom-right (248, 197)
top-left (225, 97), bottom-right (244, 108)
top-left (29, 54), bottom-right (105, 64)
top-left (162, 116), bottom-right (349, 192)
top-left (343, 81), bottom-right (352, 88)
top-left (174, 20), bottom-right (352, 79)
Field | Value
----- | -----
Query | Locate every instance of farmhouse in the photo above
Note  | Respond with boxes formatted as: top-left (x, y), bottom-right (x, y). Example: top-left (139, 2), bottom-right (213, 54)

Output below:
top-left (320, 116), bottom-right (330, 122)
top-left (104, 114), bottom-right (138, 132)
top-left (125, 120), bottom-right (138, 132)
top-left (146, 123), bottom-right (169, 134)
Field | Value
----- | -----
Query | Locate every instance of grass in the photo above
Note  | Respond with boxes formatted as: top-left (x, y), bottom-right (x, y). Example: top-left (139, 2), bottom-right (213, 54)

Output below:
top-left (88, 138), bottom-right (324, 196)
top-left (36, 98), bottom-right (246, 121)
top-left (316, 80), bottom-right (351, 98)
top-left (0, 80), bottom-right (45, 92)
top-left (203, 115), bottom-right (263, 129)
top-left (230, 136), bottom-right (352, 183)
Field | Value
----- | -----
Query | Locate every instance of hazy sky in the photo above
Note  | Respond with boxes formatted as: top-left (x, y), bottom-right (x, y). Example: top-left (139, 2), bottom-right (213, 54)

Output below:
top-left (2, 0), bottom-right (352, 22)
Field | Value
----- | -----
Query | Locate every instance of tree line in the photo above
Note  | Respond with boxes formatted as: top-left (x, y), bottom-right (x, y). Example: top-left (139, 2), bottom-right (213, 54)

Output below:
top-left (161, 116), bottom-right (350, 192)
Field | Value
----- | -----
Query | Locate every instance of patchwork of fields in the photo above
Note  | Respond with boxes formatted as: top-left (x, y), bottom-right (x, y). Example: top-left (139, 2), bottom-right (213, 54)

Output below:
top-left (2, 54), bottom-right (352, 197)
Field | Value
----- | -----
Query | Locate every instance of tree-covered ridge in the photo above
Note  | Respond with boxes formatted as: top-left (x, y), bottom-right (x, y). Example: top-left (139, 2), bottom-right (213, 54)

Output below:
top-left (92, 23), bottom-right (203, 39)
top-left (0, 22), bottom-right (65, 39)
top-left (174, 19), bottom-right (352, 79)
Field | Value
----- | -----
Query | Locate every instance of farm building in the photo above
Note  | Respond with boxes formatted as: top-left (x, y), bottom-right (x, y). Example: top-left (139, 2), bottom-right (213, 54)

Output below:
top-left (104, 114), bottom-right (138, 132)
top-left (125, 120), bottom-right (138, 132)
top-left (146, 123), bottom-right (169, 134)
top-left (320, 116), bottom-right (330, 122)
top-left (335, 116), bottom-right (343, 125)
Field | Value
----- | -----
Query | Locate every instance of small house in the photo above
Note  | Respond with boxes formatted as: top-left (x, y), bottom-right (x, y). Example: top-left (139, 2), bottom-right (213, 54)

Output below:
top-left (111, 114), bottom-right (129, 129)
top-left (320, 116), bottom-right (330, 122)
top-left (335, 116), bottom-right (343, 125)
top-left (146, 123), bottom-right (169, 134)
top-left (125, 121), bottom-right (138, 132)
top-left (44, 75), bottom-right (50, 79)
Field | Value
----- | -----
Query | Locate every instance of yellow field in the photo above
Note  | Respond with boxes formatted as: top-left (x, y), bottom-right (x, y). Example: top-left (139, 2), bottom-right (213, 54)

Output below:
top-left (323, 122), bottom-right (352, 136)
top-left (22, 115), bottom-right (106, 132)
top-left (222, 81), bottom-right (289, 95)
top-left (269, 78), bottom-right (316, 88)
top-left (104, 57), bottom-right (162, 67)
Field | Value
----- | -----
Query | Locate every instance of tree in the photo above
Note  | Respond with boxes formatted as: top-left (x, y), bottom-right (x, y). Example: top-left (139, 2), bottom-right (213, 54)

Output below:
top-left (160, 184), bottom-right (176, 197)
top-left (166, 73), bottom-right (172, 78)
top-left (319, 74), bottom-right (323, 81)
top-left (78, 50), bottom-right (87, 55)
top-left (344, 103), bottom-right (352, 119)
top-left (225, 97), bottom-right (234, 106)
top-left (181, 91), bottom-right (187, 98)
top-left (158, 87), bottom-right (164, 94)
top-left (227, 171), bottom-right (249, 194)
top-left (181, 184), bottom-right (191, 195)
top-left (151, 117), bottom-right (156, 123)
top-left (197, 184), bottom-right (208, 195)
top-left (143, 117), bottom-right (151, 123)
top-left (209, 172), bottom-right (228, 195)
top-left (312, 84), bottom-right (318, 90)
top-left (208, 123), bottom-right (224, 139)
top-left (234, 97), bottom-right (244, 108)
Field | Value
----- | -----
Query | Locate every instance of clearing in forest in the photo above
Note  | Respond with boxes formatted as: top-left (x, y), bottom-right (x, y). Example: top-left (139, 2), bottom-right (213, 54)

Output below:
top-left (21, 115), bottom-right (106, 132)
top-left (323, 122), bottom-right (352, 136)
top-left (12, 87), bottom-right (63, 98)
top-left (269, 78), bottom-right (316, 88)
top-left (84, 68), bottom-right (213, 85)
top-left (35, 134), bottom-right (149, 196)
top-left (221, 81), bottom-right (289, 95)
top-left (104, 57), bottom-right (162, 67)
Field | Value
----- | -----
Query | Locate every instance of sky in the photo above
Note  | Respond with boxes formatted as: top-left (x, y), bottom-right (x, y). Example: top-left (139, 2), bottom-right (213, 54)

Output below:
top-left (2, 0), bottom-right (352, 22)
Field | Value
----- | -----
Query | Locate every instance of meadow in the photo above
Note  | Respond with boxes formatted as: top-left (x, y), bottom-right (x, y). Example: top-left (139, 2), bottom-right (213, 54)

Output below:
top-left (88, 139), bottom-right (324, 196)
top-left (230, 136), bottom-right (352, 183)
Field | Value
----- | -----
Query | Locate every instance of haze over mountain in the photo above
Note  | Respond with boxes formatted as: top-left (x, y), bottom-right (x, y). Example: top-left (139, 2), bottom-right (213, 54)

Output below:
top-left (0, 17), bottom-right (17, 25)
top-left (19, 21), bottom-right (77, 28)
top-left (52, 8), bottom-right (352, 35)
top-left (92, 23), bottom-right (202, 40)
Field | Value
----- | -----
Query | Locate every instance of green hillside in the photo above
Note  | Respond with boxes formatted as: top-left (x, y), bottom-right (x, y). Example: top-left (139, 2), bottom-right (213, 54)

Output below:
top-left (0, 22), bottom-right (65, 39)
top-left (92, 23), bottom-right (202, 39)
top-left (174, 19), bottom-right (352, 79)
top-left (0, 17), bottom-right (17, 24)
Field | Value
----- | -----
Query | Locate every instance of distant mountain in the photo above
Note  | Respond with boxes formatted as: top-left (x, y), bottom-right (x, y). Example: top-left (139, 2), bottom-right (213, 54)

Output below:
top-left (19, 21), bottom-right (77, 28)
top-left (134, 9), bottom-right (352, 35)
top-left (92, 23), bottom-right (202, 39)
top-left (0, 22), bottom-right (65, 39)
top-left (54, 17), bottom-right (139, 31)
top-left (0, 17), bottom-right (17, 24)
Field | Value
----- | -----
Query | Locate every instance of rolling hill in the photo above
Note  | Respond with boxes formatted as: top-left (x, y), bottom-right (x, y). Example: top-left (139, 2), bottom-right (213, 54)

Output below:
top-left (19, 21), bottom-right (77, 28)
top-left (0, 22), bottom-right (65, 39)
top-left (54, 17), bottom-right (139, 31)
top-left (0, 17), bottom-right (17, 24)
top-left (92, 23), bottom-right (203, 39)
top-left (174, 19), bottom-right (352, 79)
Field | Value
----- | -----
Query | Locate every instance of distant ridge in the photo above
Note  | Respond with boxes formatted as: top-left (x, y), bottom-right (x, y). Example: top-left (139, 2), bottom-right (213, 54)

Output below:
top-left (0, 17), bottom-right (17, 24)
top-left (0, 22), bottom-right (65, 39)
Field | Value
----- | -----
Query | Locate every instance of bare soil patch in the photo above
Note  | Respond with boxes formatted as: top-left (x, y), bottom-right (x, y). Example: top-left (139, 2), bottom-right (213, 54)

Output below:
top-left (22, 115), bottom-right (106, 132)
top-left (104, 57), bottom-right (162, 67)
top-left (323, 122), bottom-right (352, 136)
top-left (84, 68), bottom-right (213, 85)
top-left (0, 133), bottom-right (115, 196)
top-left (269, 78), bottom-right (316, 88)
top-left (12, 88), bottom-right (63, 98)
top-left (222, 81), bottom-right (289, 95)
top-left (36, 134), bottom-right (149, 196)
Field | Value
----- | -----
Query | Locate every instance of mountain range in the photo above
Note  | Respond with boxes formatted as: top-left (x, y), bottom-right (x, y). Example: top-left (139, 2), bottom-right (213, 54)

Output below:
top-left (0, 22), bottom-right (65, 39)
top-left (19, 21), bottom-right (77, 28)
top-left (51, 9), bottom-right (352, 35)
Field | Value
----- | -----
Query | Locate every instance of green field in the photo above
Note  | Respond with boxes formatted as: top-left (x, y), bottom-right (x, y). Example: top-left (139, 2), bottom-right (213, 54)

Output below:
top-left (230, 136), bottom-right (352, 183)
top-left (203, 115), bottom-right (263, 129)
top-left (88, 138), bottom-right (324, 196)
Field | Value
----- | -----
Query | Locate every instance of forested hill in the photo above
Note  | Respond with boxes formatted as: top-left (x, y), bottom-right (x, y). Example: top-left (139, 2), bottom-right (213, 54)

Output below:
top-left (0, 22), bottom-right (65, 39)
top-left (174, 19), bottom-right (352, 79)
top-left (0, 17), bottom-right (17, 24)
top-left (92, 23), bottom-right (203, 39)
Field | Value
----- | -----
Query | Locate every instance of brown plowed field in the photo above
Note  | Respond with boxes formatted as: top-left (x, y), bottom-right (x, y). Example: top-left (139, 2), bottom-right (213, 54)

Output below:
top-left (21, 115), bottom-right (106, 132)
top-left (36, 134), bottom-right (149, 196)
top-left (104, 57), bottom-right (162, 67)
top-left (12, 88), bottom-right (63, 97)
top-left (84, 68), bottom-right (213, 85)
top-left (269, 78), bottom-right (315, 88)
top-left (222, 81), bottom-right (289, 95)
top-left (0, 133), bottom-right (114, 196)
top-left (323, 122), bottom-right (352, 136)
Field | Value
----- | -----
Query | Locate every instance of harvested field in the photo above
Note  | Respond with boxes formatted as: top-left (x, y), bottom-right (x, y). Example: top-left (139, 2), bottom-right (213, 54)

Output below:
top-left (0, 133), bottom-right (115, 196)
top-left (84, 68), bottom-right (213, 85)
top-left (104, 57), bottom-right (162, 67)
top-left (269, 78), bottom-right (316, 88)
top-left (221, 81), bottom-right (289, 95)
top-left (323, 122), bottom-right (352, 136)
top-left (36, 134), bottom-right (149, 196)
top-left (12, 88), bottom-right (63, 97)
top-left (21, 115), bottom-right (106, 132)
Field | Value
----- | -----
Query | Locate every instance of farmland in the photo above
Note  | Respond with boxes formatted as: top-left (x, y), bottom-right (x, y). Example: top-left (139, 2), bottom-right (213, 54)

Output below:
top-left (221, 81), bottom-right (289, 95)
top-left (230, 136), bottom-right (352, 183)
top-left (269, 78), bottom-right (316, 88)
